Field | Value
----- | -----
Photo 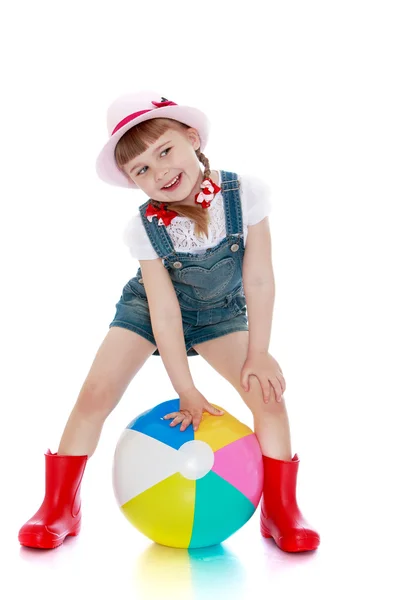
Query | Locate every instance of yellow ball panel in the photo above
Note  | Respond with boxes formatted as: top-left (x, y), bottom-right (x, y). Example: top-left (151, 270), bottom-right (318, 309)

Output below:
top-left (121, 472), bottom-right (195, 548)
top-left (195, 406), bottom-right (253, 451)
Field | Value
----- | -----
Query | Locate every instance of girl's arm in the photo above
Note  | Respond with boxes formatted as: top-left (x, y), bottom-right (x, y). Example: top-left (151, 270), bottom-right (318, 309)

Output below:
top-left (139, 259), bottom-right (195, 393)
top-left (242, 217), bottom-right (276, 354)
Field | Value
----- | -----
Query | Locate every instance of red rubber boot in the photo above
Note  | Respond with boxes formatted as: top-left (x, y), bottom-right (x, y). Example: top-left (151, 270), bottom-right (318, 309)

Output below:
top-left (260, 454), bottom-right (320, 552)
top-left (18, 450), bottom-right (88, 549)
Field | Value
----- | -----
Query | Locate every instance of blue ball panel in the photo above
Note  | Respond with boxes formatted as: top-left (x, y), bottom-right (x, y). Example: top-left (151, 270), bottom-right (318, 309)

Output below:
top-left (126, 399), bottom-right (194, 449)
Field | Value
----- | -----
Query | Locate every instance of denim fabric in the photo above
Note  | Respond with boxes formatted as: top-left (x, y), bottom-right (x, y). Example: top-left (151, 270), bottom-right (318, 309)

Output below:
top-left (109, 170), bottom-right (248, 356)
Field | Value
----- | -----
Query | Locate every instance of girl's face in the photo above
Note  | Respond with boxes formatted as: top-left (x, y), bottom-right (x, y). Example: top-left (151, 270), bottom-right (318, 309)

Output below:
top-left (122, 125), bottom-right (203, 205)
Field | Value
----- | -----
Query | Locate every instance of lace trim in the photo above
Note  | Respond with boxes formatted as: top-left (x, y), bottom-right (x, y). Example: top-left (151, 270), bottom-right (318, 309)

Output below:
top-left (165, 192), bottom-right (228, 251)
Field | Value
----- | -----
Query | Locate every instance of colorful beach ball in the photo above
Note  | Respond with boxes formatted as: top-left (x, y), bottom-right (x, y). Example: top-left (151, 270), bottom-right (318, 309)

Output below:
top-left (112, 399), bottom-right (264, 548)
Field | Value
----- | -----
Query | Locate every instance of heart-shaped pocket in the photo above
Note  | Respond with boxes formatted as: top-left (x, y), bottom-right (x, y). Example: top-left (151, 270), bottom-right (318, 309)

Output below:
top-left (176, 258), bottom-right (236, 300)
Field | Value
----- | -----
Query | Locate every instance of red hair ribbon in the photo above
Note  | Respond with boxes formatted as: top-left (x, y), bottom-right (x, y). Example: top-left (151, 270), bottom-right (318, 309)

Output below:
top-left (194, 178), bottom-right (221, 208)
top-left (144, 203), bottom-right (179, 227)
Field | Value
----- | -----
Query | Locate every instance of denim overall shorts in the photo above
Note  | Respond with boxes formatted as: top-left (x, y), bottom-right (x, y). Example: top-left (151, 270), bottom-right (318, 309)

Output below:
top-left (109, 170), bottom-right (248, 356)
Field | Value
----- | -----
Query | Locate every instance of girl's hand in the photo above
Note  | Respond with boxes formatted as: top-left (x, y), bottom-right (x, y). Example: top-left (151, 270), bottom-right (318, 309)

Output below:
top-left (163, 386), bottom-right (224, 432)
top-left (241, 350), bottom-right (286, 403)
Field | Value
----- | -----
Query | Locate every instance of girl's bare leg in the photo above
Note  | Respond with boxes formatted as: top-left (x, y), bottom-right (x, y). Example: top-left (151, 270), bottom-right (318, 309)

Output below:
top-left (58, 327), bottom-right (157, 457)
top-left (192, 331), bottom-right (292, 460)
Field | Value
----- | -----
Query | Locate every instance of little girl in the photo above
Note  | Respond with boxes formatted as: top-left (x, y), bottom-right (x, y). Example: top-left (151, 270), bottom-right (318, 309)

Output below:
top-left (18, 91), bottom-right (320, 553)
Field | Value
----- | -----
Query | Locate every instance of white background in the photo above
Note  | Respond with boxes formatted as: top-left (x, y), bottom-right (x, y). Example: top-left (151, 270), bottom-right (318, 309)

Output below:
top-left (1, 1), bottom-right (399, 598)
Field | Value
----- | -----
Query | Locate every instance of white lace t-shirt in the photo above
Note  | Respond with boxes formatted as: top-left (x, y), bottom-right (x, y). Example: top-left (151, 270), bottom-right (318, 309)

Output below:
top-left (123, 172), bottom-right (272, 260)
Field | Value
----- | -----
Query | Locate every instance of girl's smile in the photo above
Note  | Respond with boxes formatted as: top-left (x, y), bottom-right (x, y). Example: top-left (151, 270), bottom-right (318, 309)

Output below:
top-left (161, 172), bottom-right (182, 191)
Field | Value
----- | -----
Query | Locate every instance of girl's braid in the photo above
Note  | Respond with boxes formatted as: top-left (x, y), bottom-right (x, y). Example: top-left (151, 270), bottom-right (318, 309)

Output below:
top-left (196, 149), bottom-right (211, 180)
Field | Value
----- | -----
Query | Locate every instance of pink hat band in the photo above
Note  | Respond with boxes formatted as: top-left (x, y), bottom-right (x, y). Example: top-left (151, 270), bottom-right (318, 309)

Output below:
top-left (111, 99), bottom-right (178, 136)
